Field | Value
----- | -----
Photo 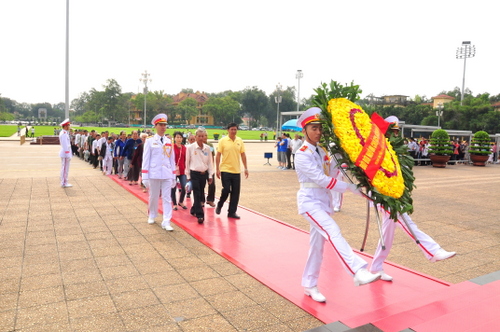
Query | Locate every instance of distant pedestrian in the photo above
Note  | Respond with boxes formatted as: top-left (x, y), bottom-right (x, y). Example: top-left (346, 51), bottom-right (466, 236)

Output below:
top-left (59, 119), bottom-right (73, 188)
top-left (31, 127), bottom-right (35, 137)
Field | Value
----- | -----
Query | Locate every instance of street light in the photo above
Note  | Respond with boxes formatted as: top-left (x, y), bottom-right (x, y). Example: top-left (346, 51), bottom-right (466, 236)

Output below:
top-left (436, 103), bottom-right (444, 128)
top-left (275, 83), bottom-right (282, 138)
top-left (456, 41), bottom-right (476, 105)
top-left (296, 70), bottom-right (303, 112)
top-left (139, 70), bottom-right (152, 127)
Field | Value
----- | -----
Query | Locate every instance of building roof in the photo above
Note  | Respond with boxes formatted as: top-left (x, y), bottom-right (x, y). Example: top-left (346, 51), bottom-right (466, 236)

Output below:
top-left (432, 94), bottom-right (455, 100)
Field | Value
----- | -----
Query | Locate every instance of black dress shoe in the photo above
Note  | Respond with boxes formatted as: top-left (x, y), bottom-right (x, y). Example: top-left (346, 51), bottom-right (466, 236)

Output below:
top-left (215, 206), bottom-right (221, 215)
top-left (197, 217), bottom-right (204, 224)
top-left (227, 213), bottom-right (240, 219)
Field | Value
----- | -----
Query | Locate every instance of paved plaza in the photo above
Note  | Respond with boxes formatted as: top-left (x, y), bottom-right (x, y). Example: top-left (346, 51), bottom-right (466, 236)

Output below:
top-left (1, 138), bottom-right (499, 331)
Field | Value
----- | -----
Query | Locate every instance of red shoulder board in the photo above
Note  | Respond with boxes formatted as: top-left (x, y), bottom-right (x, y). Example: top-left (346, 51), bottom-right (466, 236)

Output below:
top-left (300, 145), bottom-right (308, 152)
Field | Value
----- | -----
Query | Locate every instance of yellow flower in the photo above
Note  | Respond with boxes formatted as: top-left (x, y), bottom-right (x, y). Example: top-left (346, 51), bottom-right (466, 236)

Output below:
top-left (327, 98), bottom-right (404, 198)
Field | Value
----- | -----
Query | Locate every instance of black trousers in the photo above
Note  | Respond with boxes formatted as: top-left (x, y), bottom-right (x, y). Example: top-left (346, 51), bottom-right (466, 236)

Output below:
top-left (286, 149), bottom-right (292, 169)
top-left (190, 170), bottom-right (208, 218)
top-left (217, 172), bottom-right (240, 215)
top-left (206, 174), bottom-right (216, 203)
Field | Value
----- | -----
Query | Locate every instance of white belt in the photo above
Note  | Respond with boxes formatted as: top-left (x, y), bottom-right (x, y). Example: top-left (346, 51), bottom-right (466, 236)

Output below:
top-left (300, 182), bottom-right (321, 188)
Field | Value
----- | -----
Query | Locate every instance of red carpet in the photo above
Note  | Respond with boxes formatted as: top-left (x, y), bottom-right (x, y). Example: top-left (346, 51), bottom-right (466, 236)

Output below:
top-left (110, 176), bottom-right (499, 331)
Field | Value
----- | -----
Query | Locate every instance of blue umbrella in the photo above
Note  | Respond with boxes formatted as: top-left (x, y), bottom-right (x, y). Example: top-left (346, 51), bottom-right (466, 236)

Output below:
top-left (281, 119), bottom-right (301, 131)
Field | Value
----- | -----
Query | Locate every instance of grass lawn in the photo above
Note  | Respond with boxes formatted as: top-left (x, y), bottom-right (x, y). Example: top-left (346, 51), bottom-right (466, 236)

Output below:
top-left (0, 125), bottom-right (300, 140)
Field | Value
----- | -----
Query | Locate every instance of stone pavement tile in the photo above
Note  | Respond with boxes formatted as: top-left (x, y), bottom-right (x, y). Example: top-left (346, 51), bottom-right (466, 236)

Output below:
top-left (112, 289), bottom-right (161, 311)
top-left (0, 277), bottom-right (20, 294)
top-left (105, 275), bottom-right (150, 294)
top-left (59, 248), bottom-right (94, 261)
top-left (261, 297), bottom-right (311, 321)
top-left (60, 258), bottom-right (97, 274)
top-left (224, 272), bottom-right (265, 289)
top-left (177, 265), bottom-right (220, 282)
top-left (178, 314), bottom-right (237, 332)
top-left (0, 292), bottom-right (18, 312)
top-left (153, 283), bottom-right (200, 304)
top-left (100, 263), bottom-right (140, 280)
top-left (0, 310), bottom-right (15, 332)
top-left (134, 260), bottom-right (174, 275)
top-left (64, 280), bottom-right (109, 301)
top-left (66, 294), bottom-right (117, 319)
top-left (207, 261), bottom-right (244, 277)
top-left (163, 297), bottom-right (218, 320)
top-left (15, 301), bottom-right (68, 330)
top-left (205, 290), bottom-right (257, 313)
top-left (286, 315), bottom-right (326, 332)
top-left (95, 254), bottom-right (132, 269)
top-left (119, 304), bottom-right (176, 331)
top-left (241, 283), bottom-right (286, 305)
top-left (15, 321), bottom-right (72, 332)
top-left (190, 277), bottom-right (237, 297)
top-left (222, 304), bottom-right (282, 331)
top-left (127, 251), bottom-right (167, 264)
top-left (70, 312), bottom-right (126, 332)
top-left (18, 285), bottom-right (65, 308)
top-left (167, 256), bottom-right (208, 270)
top-left (142, 270), bottom-right (186, 288)
top-left (20, 272), bottom-right (63, 291)
top-left (57, 240), bottom-right (90, 253)
top-left (62, 268), bottom-right (103, 285)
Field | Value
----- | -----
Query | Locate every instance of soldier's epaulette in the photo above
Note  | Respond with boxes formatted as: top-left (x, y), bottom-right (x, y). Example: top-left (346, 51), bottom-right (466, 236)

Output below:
top-left (299, 145), bottom-right (308, 152)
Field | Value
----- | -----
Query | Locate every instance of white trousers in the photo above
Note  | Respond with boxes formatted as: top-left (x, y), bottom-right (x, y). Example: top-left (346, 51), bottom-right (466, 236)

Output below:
top-left (148, 179), bottom-right (173, 222)
top-left (103, 157), bottom-right (113, 175)
top-left (301, 209), bottom-right (367, 288)
top-left (332, 191), bottom-right (343, 210)
top-left (370, 211), bottom-right (441, 273)
top-left (60, 158), bottom-right (71, 186)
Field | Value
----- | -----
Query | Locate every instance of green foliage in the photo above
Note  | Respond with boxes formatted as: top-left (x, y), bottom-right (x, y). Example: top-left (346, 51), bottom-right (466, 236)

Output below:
top-left (469, 130), bottom-right (491, 155)
top-left (429, 129), bottom-right (453, 155)
top-left (312, 80), bottom-right (362, 110)
top-left (202, 96), bottom-right (240, 126)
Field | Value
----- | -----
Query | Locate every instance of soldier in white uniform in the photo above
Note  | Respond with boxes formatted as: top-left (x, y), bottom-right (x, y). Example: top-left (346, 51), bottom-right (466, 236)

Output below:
top-left (59, 118), bottom-right (72, 188)
top-left (370, 116), bottom-right (456, 281)
top-left (141, 114), bottom-right (176, 231)
top-left (295, 108), bottom-right (381, 303)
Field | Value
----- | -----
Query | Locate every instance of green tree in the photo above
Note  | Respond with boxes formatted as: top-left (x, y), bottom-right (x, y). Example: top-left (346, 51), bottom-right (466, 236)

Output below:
top-left (177, 98), bottom-right (198, 124)
top-left (240, 87), bottom-right (271, 126)
top-left (202, 96), bottom-right (240, 126)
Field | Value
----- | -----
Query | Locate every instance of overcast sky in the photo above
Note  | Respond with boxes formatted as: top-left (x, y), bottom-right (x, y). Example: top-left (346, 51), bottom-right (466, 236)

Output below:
top-left (1, 0), bottom-right (498, 106)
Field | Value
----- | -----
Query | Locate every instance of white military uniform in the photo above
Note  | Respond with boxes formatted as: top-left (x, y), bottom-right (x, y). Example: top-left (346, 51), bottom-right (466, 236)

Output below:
top-left (370, 208), bottom-right (441, 273)
top-left (103, 140), bottom-right (114, 175)
top-left (59, 123), bottom-right (72, 187)
top-left (142, 134), bottom-right (176, 227)
top-left (295, 141), bottom-right (368, 288)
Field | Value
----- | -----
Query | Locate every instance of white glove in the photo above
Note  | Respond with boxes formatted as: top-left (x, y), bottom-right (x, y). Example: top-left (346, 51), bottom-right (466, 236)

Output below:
top-left (347, 183), bottom-right (363, 197)
top-left (142, 179), bottom-right (150, 189)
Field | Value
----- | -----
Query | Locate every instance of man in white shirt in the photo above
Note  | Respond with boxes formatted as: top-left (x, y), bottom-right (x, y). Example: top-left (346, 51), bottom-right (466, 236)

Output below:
top-left (185, 127), bottom-right (214, 224)
top-left (290, 133), bottom-right (303, 169)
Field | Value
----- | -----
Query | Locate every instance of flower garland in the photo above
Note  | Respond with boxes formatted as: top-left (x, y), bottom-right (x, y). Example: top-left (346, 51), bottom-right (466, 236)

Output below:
top-left (327, 98), bottom-right (404, 198)
top-left (311, 80), bottom-right (415, 221)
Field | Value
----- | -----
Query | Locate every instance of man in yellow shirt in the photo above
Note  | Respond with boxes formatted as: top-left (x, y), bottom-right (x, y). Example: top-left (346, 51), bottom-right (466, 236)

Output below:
top-left (215, 123), bottom-right (249, 219)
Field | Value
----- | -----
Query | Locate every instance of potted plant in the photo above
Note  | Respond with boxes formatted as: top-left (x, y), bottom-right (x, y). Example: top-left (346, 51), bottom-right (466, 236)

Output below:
top-left (468, 130), bottom-right (491, 166)
top-left (428, 129), bottom-right (453, 168)
top-left (213, 132), bottom-right (220, 140)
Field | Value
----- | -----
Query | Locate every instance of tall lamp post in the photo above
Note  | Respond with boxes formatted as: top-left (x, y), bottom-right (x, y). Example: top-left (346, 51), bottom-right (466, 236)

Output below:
top-left (139, 71), bottom-right (151, 127)
top-left (275, 83), bottom-right (282, 138)
top-left (296, 70), bottom-right (303, 112)
top-left (436, 103), bottom-right (444, 128)
top-left (456, 41), bottom-right (476, 105)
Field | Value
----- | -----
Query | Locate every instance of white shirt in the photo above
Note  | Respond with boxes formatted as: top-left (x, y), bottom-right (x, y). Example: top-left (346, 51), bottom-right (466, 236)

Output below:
top-left (141, 134), bottom-right (176, 180)
top-left (185, 142), bottom-right (214, 178)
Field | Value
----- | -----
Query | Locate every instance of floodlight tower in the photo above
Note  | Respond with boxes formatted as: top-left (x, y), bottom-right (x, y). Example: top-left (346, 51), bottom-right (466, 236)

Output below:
top-left (139, 71), bottom-right (152, 127)
top-left (296, 70), bottom-right (303, 112)
top-left (456, 41), bottom-right (476, 105)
